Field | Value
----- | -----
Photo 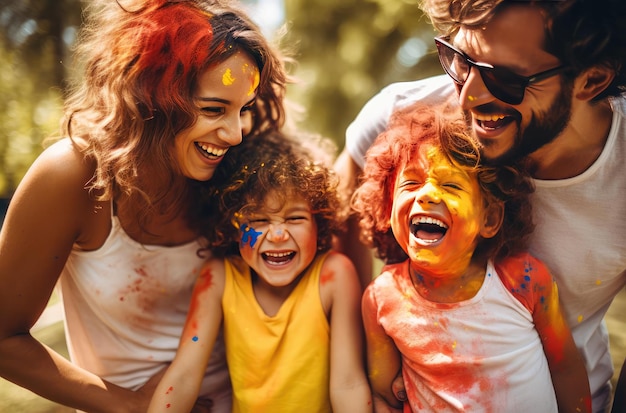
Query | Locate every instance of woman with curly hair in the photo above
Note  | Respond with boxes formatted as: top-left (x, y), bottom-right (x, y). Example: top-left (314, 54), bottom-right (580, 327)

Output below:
top-left (0, 0), bottom-right (289, 411)
top-left (353, 103), bottom-right (590, 413)
top-left (148, 131), bottom-right (371, 413)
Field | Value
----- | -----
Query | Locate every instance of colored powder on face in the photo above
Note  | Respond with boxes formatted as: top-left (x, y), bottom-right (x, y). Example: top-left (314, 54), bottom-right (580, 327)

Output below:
top-left (240, 223), bottom-right (263, 248)
top-left (222, 68), bottom-right (235, 86)
top-left (192, 336), bottom-right (199, 342)
top-left (242, 63), bottom-right (260, 96)
top-left (166, 386), bottom-right (174, 394)
top-left (249, 69), bottom-right (260, 96)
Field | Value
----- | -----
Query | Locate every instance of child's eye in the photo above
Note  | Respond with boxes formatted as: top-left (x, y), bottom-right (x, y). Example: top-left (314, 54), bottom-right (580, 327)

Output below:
top-left (286, 216), bottom-right (308, 223)
top-left (399, 180), bottom-right (421, 189)
top-left (249, 218), bottom-right (269, 225)
top-left (443, 182), bottom-right (463, 191)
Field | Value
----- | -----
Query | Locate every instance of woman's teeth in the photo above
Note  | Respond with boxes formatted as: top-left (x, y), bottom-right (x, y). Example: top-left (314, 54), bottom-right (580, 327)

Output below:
top-left (197, 142), bottom-right (227, 157)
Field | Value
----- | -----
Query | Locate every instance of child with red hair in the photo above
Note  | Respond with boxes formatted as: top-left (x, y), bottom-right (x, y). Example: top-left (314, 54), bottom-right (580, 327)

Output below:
top-left (353, 103), bottom-right (591, 413)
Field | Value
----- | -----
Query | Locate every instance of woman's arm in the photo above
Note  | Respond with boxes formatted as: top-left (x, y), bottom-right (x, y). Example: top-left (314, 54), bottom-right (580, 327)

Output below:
top-left (0, 139), bottom-right (152, 413)
top-left (324, 252), bottom-right (372, 413)
top-left (530, 262), bottom-right (591, 413)
top-left (148, 258), bottom-right (226, 413)
top-left (361, 280), bottom-right (403, 412)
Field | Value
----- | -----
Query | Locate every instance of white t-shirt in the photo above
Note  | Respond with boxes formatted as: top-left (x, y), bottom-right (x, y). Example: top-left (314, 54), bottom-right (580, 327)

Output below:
top-left (370, 259), bottom-right (558, 413)
top-left (346, 76), bottom-right (626, 413)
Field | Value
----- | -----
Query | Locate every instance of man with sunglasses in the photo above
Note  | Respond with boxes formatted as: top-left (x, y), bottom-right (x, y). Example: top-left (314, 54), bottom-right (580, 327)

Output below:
top-left (334, 1), bottom-right (626, 412)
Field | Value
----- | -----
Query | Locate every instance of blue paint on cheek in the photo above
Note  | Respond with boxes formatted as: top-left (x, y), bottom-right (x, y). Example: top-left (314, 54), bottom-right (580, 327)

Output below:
top-left (239, 223), bottom-right (262, 248)
top-left (192, 336), bottom-right (199, 342)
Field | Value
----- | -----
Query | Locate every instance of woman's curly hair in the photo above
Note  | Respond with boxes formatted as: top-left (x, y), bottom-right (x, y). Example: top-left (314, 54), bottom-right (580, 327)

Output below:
top-left (62, 0), bottom-right (290, 224)
top-left (352, 102), bottom-right (535, 264)
top-left (419, 0), bottom-right (626, 100)
top-left (196, 130), bottom-right (342, 258)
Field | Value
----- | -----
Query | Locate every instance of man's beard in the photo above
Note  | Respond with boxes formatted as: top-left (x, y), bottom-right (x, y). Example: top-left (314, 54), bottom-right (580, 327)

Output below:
top-left (474, 81), bottom-right (573, 166)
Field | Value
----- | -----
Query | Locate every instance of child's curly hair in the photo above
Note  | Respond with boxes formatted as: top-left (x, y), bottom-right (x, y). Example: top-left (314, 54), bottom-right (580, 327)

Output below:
top-left (197, 130), bottom-right (341, 258)
top-left (352, 102), bottom-right (535, 264)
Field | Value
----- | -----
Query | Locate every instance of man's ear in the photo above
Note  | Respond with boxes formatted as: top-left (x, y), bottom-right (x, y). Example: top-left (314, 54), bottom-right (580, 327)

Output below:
top-left (574, 65), bottom-right (615, 101)
top-left (480, 201), bottom-right (504, 239)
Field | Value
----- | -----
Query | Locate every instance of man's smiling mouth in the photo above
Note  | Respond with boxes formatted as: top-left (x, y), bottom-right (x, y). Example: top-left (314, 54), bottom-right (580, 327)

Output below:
top-left (473, 111), bottom-right (516, 131)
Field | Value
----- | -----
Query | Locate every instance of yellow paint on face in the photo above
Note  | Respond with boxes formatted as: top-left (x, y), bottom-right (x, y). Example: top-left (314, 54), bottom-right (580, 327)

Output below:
top-left (221, 61), bottom-right (260, 97)
top-left (242, 63), bottom-right (260, 97)
top-left (390, 144), bottom-right (487, 280)
top-left (249, 70), bottom-right (260, 96)
top-left (222, 68), bottom-right (235, 86)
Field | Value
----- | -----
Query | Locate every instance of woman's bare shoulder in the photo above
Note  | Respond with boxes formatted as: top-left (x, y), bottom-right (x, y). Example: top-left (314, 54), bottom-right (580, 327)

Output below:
top-left (8, 138), bottom-right (107, 247)
top-left (36, 138), bottom-right (96, 181)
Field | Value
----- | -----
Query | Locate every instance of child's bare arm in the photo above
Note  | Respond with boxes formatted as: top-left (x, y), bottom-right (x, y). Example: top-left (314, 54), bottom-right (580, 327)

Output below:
top-left (361, 281), bottom-right (403, 412)
top-left (147, 259), bottom-right (226, 413)
top-left (530, 263), bottom-right (591, 413)
top-left (325, 253), bottom-right (373, 412)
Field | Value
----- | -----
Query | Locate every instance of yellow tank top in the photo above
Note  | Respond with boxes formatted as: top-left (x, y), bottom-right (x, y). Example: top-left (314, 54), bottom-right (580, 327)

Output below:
top-left (222, 253), bottom-right (331, 413)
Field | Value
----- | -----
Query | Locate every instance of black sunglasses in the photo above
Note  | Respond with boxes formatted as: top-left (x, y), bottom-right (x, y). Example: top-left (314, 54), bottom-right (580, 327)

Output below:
top-left (434, 36), bottom-right (566, 105)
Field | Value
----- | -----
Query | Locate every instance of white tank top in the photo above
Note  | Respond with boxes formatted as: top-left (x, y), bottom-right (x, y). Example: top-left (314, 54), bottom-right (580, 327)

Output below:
top-left (59, 213), bottom-right (230, 404)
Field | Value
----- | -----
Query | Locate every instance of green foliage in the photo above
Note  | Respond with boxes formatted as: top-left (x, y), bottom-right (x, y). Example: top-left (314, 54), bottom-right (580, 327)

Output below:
top-left (0, 43), bottom-right (63, 196)
top-left (283, 0), bottom-right (443, 147)
top-left (0, 0), bottom-right (81, 197)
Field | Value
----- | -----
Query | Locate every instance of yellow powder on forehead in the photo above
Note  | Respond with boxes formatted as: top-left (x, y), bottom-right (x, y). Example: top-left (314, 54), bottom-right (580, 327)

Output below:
top-left (222, 68), bottom-right (235, 86)
top-left (425, 145), bottom-right (443, 161)
top-left (242, 63), bottom-right (260, 97)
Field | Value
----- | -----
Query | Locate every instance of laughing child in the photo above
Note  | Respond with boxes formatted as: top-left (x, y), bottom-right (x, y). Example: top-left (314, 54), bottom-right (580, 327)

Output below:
top-left (352, 103), bottom-right (590, 413)
top-left (148, 131), bottom-right (372, 413)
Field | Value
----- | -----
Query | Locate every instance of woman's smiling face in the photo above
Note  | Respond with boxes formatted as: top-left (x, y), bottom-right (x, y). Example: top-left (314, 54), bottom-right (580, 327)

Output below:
top-left (174, 51), bottom-right (260, 182)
